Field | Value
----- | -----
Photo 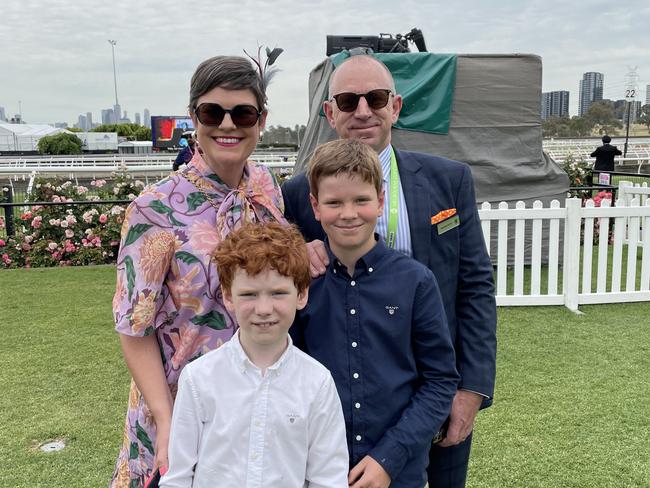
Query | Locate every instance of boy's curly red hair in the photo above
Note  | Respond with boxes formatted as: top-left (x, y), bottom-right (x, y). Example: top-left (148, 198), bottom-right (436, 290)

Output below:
top-left (213, 222), bottom-right (310, 294)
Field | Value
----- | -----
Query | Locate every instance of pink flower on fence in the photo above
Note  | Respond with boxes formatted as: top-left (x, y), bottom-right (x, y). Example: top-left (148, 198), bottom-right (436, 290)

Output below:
top-left (65, 229), bottom-right (74, 238)
top-left (20, 211), bottom-right (33, 221)
top-left (31, 216), bottom-right (42, 228)
top-left (592, 191), bottom-right (613, 207)
top-left (48, 242), bottom-right (58, 251)
top-left (99, 214), bottom-right (108, 224)
top-left (0, 239), bottom-right (5, 247)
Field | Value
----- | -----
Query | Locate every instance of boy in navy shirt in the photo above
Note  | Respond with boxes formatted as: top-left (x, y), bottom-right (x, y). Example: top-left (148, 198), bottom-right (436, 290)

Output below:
top-left (291, 139), bottom-right (459, 488)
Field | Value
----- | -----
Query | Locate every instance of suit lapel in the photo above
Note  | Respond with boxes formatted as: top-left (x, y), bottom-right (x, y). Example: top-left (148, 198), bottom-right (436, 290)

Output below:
top-left (394, 148), bottom-right (431, 266)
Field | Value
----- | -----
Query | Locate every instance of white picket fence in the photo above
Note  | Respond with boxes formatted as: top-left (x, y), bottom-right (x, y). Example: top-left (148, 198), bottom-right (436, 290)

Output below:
top-left (479, 182), bottom-right (650, 311)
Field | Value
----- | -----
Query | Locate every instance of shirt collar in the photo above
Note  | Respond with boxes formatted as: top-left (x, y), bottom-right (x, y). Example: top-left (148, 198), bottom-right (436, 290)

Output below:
top-left (325, 234), bottom-right (389, 277)
top-left (230, 329), bottom-right (294, 374)
top-left (378, 145), bottom-right (392, 181)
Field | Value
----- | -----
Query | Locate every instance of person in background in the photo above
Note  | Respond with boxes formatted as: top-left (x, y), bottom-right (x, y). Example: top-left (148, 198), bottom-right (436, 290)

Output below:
top-left (591, 135), bottom-right (622, 173)
top-left (110, 54), bottom-right (285, 487)
top-left (172, 132), bottom-right (195, 171)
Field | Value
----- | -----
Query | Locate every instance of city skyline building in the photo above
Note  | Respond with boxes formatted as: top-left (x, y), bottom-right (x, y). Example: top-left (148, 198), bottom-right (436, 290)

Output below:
top-left (112, 103), bottom-right (121, 124)
top-left (0, 106), bottom-right (5, 122)
top-left (101, 108), bottom-right (113, 125)
top-left (578, 71), bottom-right (604, 116)
top-left (541, 91), bottom-right (570, 119)
top-left (135, 112), bottom-right (141, 125)
top-left (76, 114), bottom-right (88, 131)
top-left (646, 84), bottom-right (650, 106)
top-left (144, 108), bottom-right (151, 128)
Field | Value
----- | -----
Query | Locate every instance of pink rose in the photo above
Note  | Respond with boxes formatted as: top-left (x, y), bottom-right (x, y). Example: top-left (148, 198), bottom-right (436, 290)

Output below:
top-left (65, 229), bottom-right (74, 238)
top-left (31, 216), bottom-right (42, 228)
top-left (0, 239), bottom-right (5, 247)
top-left (48, 242), bottom-right (58, 251)
top-left (99, 214), bottom-right (108, 224)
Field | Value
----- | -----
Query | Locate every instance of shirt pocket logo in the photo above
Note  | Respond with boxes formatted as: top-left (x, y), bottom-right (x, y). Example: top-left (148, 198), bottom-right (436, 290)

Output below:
top-left (385, 306), bottom-right (399, 316)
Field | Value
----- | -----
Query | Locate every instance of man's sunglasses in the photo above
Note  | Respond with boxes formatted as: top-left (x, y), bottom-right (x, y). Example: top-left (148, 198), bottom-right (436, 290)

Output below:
top-left (194, 103), bottom-right (262, 128)
top-left (330, 89), bottom-right (393, 112)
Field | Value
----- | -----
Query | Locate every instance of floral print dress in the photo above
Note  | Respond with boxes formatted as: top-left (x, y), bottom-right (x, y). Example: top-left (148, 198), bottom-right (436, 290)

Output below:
top-left (110, 152), bottom-right (285, 487)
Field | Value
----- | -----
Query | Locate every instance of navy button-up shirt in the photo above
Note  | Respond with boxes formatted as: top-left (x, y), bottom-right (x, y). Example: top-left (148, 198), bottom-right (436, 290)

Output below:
top-left (291, 238), bottom-right (459, 487)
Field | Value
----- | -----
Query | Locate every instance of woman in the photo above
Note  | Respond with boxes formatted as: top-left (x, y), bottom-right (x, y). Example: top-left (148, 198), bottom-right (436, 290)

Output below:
top-left (110, 55), bottom-right (285, 486)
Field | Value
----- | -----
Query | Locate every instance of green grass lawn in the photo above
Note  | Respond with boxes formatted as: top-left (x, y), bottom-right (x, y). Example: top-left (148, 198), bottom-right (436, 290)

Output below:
top-left (1, 267), bottom-right (649, 487)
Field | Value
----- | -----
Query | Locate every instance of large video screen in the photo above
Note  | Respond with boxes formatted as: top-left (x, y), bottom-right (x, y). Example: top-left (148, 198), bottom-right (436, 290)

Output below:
top-left (151, 116), bottom-right (195, 150)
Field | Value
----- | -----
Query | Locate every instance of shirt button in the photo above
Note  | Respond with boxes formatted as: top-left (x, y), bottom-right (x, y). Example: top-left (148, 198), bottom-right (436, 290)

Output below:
top-left (368, 267), bottom-right (374, 273)
top-left (353, 372), bottom-right (359, 379)
top-left (355, 435), bottom-right (362, 441)
top-left (351, 341), bottom-right (358, 348)
top-left (355, 402), bottom-right (361, 409)
top-left (350, 280), bottom-right (356, 286)
top-left (350, 308), bottom-right (356, 315)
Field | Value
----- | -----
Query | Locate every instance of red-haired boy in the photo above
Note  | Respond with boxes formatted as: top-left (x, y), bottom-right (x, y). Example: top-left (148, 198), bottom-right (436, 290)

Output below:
top-left (161, 223), bottom-right (349, 488)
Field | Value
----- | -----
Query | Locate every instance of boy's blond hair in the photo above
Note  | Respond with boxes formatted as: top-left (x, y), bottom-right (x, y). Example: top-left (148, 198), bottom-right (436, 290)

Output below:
top-left (308, 139), bottom-right (383, 198)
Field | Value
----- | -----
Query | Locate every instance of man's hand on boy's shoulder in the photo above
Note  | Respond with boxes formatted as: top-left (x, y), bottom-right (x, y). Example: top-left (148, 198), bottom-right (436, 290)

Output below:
top-left (438, 389), bottom-right (484, 447)
top-left (306, 239), bottom-right (329, 277)
top-left (348, 455), bottom-right (391, 488)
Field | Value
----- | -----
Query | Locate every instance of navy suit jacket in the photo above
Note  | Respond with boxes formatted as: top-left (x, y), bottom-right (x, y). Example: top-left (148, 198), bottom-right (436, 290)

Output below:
top-left (282, 148), bottom-right (497, 405)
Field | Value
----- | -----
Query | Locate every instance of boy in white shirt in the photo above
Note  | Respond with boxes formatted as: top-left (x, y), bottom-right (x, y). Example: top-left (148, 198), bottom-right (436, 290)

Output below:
top-left (161, 223), bottom-right (349, 488)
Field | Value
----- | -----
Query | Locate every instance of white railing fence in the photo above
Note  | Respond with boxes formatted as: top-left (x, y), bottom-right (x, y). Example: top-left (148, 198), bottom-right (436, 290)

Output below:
top-left (480, 188), bottom-right (650, 311)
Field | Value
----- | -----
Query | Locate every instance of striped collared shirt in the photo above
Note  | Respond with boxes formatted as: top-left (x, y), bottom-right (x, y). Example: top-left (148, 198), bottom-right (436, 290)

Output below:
top-left (375, 145), bottom-right (412, 257)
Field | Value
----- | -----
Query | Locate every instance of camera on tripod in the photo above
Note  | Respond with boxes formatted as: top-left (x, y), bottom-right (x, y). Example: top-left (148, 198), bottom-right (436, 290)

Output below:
top-left (326, 28), bottom-right (427, 56)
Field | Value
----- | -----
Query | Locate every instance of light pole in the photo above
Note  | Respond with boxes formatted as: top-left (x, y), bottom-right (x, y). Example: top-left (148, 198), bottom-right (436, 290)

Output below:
top-left (108, 40), bottom-right (119, 122)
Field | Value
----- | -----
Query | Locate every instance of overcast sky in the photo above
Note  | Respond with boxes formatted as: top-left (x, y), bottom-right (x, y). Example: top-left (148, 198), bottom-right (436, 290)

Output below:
top-left (1, 0), bottom-right (649, 127)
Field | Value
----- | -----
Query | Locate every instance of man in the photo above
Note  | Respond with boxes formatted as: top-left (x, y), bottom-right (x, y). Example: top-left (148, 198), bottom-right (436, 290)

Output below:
top-left (591, 135), bottom-right (622, 172)
top-left (282, 55), bottom-right (496, 488)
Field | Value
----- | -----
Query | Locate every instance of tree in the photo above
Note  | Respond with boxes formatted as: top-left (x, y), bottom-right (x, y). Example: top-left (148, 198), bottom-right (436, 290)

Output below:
top-left (91, 123), bottom-right (151, 141)
top-left (638, 104), bottom-right (650, 131)
top-left (584, 102), bottom-right (622, 135)
top-left (37, 133), bottom-right (83, 155)
top-left (569, 116), bottom-right (594, 137)
top-left (543, 116), bottom-right (593, 138)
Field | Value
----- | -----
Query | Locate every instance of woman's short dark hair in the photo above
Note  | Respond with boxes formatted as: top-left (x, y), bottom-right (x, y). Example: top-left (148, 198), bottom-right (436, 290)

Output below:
top-left (189, 56), bottom-right (266, 111)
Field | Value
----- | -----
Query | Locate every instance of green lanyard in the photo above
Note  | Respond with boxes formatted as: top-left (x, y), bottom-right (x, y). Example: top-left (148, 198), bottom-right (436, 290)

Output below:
top-left (386, 147), bottom-right (399, 249)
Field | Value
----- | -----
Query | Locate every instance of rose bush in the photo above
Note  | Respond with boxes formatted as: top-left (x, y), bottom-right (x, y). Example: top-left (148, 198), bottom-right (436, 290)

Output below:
top-left (0, 167), bottom-right (145, 269)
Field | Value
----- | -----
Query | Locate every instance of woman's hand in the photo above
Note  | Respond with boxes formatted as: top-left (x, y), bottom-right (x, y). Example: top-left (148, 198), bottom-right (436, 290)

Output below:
top-left (153, 419), bottom-right (171, 471)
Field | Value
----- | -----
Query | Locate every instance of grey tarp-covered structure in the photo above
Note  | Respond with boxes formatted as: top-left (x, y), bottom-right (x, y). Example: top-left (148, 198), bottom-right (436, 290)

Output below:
top-left (293, 53), bottom-right (569, 261)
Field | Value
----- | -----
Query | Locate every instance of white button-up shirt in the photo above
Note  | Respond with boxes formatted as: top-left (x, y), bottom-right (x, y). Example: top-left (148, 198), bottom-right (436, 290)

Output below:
top-left (161, 331), bottom-right (349, 488)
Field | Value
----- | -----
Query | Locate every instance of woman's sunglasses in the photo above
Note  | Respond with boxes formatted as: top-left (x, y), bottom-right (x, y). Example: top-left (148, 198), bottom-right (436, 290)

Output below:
top-left (330, 89), bottom-right (393, 112)
top-left (194, 103), bottom-right (262, 128)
